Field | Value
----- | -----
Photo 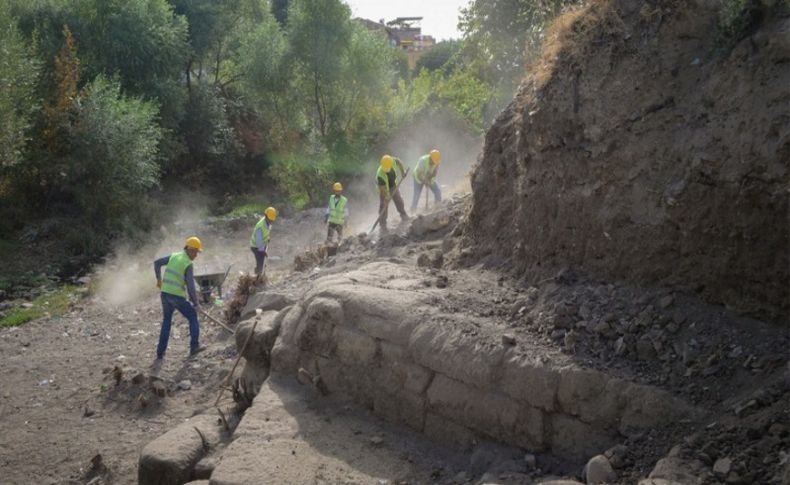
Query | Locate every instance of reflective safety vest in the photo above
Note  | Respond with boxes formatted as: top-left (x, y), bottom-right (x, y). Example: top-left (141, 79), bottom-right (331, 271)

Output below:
top-left (161, 251), bottom-right (192, 298)
top-left (413, 154), bottom-right (437, 183)
top-left (327, 195), bottom-right (347, 225)
top-left (249, 218), bottom-right (271, 247)
top-left (376, 166), bottom-right (398, 198)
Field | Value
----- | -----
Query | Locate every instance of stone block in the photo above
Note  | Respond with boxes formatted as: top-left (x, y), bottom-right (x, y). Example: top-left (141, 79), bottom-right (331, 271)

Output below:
top-left (240, 291), bottom-right (295, 321)
top-left (548, 414), bottom-right (617, 461)
top-left (424, 412), bottom-right (476, 450)
top-left (333, 326), bottom-right (378, 365)
top-left (138, 414), bottom-right (223, 485)
top-left (235, 311), bottom-right (280, 364)
top-left (410, 324), bottom-right (505, 390)
top-left (500, 353), bottom-right (559, 411)
top-left (293, 298), bottom-right (342, 357)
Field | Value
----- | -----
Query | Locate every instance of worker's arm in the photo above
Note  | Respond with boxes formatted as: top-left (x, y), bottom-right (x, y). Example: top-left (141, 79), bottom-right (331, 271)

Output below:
top-left (153, 255), bottom-right (170, 288)
top-left (378, 185), bottom-right (390, 201)
top-left (254, 227), bottom-right (267, 253)
top-left (394, 158), bottom-right (406, 177)
top-left (185, 265), bottom-right (198, 306)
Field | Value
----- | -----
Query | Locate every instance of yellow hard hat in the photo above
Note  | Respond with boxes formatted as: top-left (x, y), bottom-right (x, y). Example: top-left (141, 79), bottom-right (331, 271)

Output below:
top-left (380, 155), bottom-right (393, 172)
top-left (333, 182), bottom-right (343, 192)
top-left (185, 236), bottom-right (203, 252)
top-left (429, 149), bottom-right (441, 164)
top-left (264, 206), bottom-right (278, 221)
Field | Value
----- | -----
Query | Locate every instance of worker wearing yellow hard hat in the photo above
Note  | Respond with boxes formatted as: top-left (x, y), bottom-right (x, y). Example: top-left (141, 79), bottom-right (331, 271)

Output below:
top-left (153, 236), bottom-right (204, 360)
top-left (376, 154), bottom-right (409, 233)
top-left (325, 182), bottom-right (348, 244)
top-left (411, 149), bottom-right (442, 212)
top-left (250, 206), bottom-right (277, 278)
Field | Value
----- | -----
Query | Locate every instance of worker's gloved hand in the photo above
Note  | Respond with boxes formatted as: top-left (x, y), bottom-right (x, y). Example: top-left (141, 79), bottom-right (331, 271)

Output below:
top-left (156, 279), bottom-right (161, 289)
top-left (192, 302), bottom-right (200, 311)
top-left (261, 249), bottom-right (268, 257)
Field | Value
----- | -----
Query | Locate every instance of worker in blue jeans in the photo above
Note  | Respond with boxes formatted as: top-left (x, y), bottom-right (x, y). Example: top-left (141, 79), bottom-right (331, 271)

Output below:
top-left (153, 236), bottom-right (204, 360)
top-left (410, 149), bottom-right (442, 212)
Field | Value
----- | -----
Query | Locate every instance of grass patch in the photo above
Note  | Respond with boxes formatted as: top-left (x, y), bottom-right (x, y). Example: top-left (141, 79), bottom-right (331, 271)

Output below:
top-left (0, 285), bottom-right (83, 327)
top-left (226, 202), bottom-right (268, 218)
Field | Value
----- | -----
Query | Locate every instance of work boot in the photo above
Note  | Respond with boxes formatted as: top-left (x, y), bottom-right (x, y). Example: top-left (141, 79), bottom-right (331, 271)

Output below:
top-left (189, 346), bottom-right (206, 357)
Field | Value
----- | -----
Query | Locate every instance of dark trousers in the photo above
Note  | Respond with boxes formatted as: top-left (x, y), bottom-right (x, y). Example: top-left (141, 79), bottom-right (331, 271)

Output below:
top-left (379, 191), bottom-right (408, 230)
top-left (250, 247), bottom-right (266, 275)
top-left (327, 222), bottom-right (343, 243)
top-left (157, 293), bottom-right (200, 358)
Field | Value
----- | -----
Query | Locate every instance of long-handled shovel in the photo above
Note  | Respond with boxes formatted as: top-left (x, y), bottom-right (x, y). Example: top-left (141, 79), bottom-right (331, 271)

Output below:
top-left (199, 308), bottom-right (235, 334)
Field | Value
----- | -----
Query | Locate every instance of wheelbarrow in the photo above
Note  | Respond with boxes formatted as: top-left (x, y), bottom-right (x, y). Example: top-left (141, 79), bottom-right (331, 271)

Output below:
top-left (194, 265), bottom-right (232, 304)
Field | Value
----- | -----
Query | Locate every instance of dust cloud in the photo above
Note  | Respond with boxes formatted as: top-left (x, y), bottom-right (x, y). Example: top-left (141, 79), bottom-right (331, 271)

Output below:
top-left (342, 111), bottom-right (482, 234)
top-left (93, 115), bottom-right (481, 304)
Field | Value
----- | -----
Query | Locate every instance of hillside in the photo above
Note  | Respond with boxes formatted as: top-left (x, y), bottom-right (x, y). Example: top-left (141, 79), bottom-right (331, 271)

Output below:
top-left (465, 0), bottom-right (789, 322)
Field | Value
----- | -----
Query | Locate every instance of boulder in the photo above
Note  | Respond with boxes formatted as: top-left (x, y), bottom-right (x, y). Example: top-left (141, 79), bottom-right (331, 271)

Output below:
top-left (648, 456), bottom-right (705, 484)
top-left (138, 414), bottom-right (224, 485)
top-left (240, 292), bottom-right (295, 321)
top-left (584, 454), bottom-right (617, 484)
top-left (408, 210), bottom-right (454, 238)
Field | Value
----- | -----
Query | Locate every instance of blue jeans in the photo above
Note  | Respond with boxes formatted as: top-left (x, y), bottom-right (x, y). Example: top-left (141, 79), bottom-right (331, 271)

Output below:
top-left (157, 293), bottom-right (200, 358)
top-left (411, 178), bottom-right (441, 211)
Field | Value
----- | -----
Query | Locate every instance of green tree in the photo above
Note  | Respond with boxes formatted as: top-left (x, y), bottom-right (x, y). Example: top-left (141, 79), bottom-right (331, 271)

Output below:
top-left (237, 12), bottom-right (296, 141)
top-left (63, 75), bottom-right (162, 252)
top-left (415, 39), bottom-right (461, 75)
top-left (179, 83), bottom-right (242, 179)
top-left (458, 0), bottom-right (581, 123)
top-left (287, 0), bottom-right (352, 138)
top-left (0, 8), bottom-right (40, 169)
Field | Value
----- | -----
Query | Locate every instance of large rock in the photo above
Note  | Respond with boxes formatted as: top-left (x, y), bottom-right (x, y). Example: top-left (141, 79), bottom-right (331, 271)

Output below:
top-left (138, 414), bottom-right (224, 485)
top-left (235, 310), bottom-right (282, 395)
top-left (240, 291), bottom-right (295, 321)
top-left (584, 454), bottom-right (617, 484)
top-left (648, 456), bottom-right (705, 484)
top-left (408, 210), bottom-right (455, 238)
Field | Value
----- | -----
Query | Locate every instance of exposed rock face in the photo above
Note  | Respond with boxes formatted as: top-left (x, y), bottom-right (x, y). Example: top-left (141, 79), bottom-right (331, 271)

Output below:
top-left (269, 261), bottom-right (699, 461)
top-left (465, 0), bottom-right (789, 321)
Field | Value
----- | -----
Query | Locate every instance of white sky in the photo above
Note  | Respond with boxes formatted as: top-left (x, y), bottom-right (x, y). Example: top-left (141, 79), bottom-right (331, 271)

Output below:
top-left (344, 0), bottom-right (470, 41)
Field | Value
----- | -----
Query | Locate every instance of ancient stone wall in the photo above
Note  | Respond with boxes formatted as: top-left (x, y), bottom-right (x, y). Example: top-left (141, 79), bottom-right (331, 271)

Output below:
top-left (266, 262), bottom-right (698, 461)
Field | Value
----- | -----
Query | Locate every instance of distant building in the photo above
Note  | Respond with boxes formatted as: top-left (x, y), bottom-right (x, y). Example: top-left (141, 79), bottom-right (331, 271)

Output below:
top-left (355, 16), bottom-right (436, 70)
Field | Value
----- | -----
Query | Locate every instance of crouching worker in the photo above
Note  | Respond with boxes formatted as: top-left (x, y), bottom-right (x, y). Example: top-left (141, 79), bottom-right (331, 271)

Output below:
top-left (250, 206), bottom-right (277, 278)
top-left (325, 182), bottom-right (348, 244)
top-left (376, 155), bottom-right (409, 233)
top-left (153, 236), bottom-right (204, 360)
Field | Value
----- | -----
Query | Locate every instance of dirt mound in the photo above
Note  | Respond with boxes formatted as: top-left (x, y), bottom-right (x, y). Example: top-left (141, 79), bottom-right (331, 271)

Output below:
top-left (465, 0), bottom-right (789, 322)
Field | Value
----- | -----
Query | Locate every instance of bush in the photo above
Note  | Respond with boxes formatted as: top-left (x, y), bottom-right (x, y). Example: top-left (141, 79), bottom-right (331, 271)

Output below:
top-left (62, 75), bottom-right (162, 255)
top-left (269, 155), bottom-right (332, 209)
top-left (716, 0), bottom-right (763, 48)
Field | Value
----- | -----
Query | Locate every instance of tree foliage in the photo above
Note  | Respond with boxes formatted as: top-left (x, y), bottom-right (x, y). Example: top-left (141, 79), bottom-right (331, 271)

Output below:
top-left (415, 39), bottom-right (461, 75)
top-left (2, 0), bottom-right (547, 270)
top-left (0, 7), bottom-right (40, 169)
top-left (459, 0), bottom-right (580, 80)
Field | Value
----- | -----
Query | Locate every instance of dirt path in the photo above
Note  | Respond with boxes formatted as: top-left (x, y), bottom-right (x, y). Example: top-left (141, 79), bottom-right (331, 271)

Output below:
top-left (0, 210), bottom-right (326, 484)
